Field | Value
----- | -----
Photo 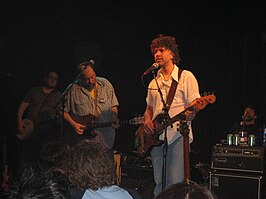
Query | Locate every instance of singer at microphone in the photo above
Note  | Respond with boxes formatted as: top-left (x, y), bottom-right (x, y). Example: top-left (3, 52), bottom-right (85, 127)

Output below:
top-left (141, 34), bottom-right (201, 195)
top-left (143, 63), bottom-right (160, 75)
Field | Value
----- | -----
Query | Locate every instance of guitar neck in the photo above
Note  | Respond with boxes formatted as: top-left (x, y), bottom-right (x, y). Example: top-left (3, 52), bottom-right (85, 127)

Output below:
top-left (90, 122), bottom-right (112, 128)
top-left (90, 120), bottom-right (133, 128)
top-left (72, 114), bottom-right (143, 129)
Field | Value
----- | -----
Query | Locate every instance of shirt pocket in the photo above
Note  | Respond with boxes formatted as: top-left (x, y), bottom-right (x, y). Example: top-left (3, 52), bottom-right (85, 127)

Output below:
top-left (73, 96), bottom-right (91, 114)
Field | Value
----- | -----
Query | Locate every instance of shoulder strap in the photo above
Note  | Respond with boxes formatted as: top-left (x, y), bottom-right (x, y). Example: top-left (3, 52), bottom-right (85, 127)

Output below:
top-left (166, 69), bottom-right (183, 109)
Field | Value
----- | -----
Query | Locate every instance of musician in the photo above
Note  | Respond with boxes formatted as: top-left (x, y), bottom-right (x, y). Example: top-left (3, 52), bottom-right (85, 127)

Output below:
top-left (143, 34), bottom-right (200, 196)
top-left (61, 63), bottom-right (119, 155)
top-left (229, 105), bottom-right (264, 146)
top-left (16, 70), bottom-right (62, 168)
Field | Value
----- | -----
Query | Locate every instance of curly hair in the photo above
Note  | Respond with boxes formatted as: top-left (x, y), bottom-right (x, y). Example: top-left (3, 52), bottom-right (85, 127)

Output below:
top-left (243, 105), bottom-right (257, 116)
top-left (40, 139), bottom-right (69, 167)
top-left (63, 140), bottom-right (116, 191)
top-left (150, 34), bottom-right (181, 65)
top-left (5, 166), bottom-right (70, 199)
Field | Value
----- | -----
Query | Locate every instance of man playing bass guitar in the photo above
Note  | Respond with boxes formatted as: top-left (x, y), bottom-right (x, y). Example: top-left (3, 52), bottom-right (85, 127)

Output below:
top-left (142, 34), bottom-right (201, 197)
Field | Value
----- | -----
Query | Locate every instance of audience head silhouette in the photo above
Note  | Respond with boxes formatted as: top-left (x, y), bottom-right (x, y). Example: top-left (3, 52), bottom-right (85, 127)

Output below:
top-left (154, 181), bottom-right (218, 199)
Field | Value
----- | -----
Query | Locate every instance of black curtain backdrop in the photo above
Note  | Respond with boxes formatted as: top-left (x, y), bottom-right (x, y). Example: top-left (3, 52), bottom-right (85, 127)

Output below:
top-left (0, 1), bottom-right (265, 168)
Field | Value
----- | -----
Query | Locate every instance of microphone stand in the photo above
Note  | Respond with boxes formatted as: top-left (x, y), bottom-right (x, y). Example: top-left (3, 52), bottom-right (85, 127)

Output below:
top-left (58, 67), bottom-right (86, 139)
top-left (151, 70), bottom-right (173, 191)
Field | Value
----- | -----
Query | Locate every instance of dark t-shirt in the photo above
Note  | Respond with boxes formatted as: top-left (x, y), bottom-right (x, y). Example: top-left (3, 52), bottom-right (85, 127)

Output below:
top-left (23, 87), bottom-right (62, 124)
top-left (229, 122), bottom-right (263, 146)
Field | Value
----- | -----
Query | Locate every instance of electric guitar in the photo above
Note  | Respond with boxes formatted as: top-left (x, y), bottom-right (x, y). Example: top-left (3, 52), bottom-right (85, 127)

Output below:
top-left (134, 94), bottom-right (216, 156)
top-left (64, 114), bottom-right (144, 141)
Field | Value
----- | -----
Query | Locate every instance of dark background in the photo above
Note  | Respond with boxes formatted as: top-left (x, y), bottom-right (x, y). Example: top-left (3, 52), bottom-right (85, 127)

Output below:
top-left (0, 1), bottom-right (266, 169)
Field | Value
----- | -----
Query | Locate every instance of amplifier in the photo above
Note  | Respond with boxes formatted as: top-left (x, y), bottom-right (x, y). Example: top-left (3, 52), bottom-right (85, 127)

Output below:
top-left (211, 145), bottom-right (266, 173)
top-left (209, 170), bottom-right (265, 199)
top-left (120, 165), bottom-right (155, 199)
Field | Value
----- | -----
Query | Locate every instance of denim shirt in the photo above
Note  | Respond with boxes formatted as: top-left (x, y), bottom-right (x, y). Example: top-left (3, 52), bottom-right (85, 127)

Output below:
top-left (64, 77), bottom-right (119, 149)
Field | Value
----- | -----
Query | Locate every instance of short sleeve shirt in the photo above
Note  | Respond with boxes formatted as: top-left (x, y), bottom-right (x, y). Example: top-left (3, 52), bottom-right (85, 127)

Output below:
top-left (64, 77), bottom-right (119, 149)
top-left (146, 65), bottom-right (200, 143)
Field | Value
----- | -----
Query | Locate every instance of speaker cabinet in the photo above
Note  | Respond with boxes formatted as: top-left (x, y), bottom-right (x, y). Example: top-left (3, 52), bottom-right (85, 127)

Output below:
top-left (120, 165), bottom-right (155, 199)
top-left (209, 171), bottom-right (265, 199)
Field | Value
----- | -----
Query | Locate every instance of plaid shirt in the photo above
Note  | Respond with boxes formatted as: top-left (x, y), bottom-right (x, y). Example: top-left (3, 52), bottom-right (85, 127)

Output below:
top-left (64, 77), bottom-right (119, 149)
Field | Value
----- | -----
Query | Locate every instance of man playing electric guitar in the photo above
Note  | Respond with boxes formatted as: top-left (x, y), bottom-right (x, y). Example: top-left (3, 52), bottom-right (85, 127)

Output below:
top-left (135, 94), bottom-right (216, 157)
top-left (61, 62), bottom-right (119, 156)
top-left (142, 35), bottom-right (201, 197)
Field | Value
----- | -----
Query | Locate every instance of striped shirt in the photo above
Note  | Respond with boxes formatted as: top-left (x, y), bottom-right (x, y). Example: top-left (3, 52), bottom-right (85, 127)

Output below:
top-left (64, 77), bottom-right (119, 149)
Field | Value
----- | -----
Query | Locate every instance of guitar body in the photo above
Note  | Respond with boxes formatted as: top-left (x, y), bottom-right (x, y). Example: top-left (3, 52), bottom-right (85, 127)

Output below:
top-left (134, 113), bottom-right (170, 156)
top-left (63, 114), bottom-right (99, 145)
top-left (16, 119), bottom-right (34, 140)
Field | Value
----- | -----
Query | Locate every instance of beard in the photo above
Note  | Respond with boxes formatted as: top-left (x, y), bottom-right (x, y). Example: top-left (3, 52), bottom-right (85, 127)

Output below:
top-left (243, 115), bottom-right (254, 122)
top-left (85, 83), bottom-right (95, 91)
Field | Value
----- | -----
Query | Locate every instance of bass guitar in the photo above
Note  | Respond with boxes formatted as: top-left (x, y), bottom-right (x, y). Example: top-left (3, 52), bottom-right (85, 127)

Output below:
top-left (134, 94), bottom-right (216, 156)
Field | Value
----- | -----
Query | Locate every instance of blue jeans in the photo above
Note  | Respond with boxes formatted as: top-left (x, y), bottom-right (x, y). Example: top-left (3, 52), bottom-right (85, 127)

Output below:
top-left (150, 136), bottom-right (185, 196)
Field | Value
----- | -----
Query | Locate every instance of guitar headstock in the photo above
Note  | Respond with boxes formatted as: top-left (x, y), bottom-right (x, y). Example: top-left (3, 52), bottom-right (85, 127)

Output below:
top-left (191, 93), bottom-right (216, 112)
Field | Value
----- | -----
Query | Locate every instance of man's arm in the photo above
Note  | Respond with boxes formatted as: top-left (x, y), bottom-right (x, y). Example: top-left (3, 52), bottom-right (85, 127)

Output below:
top-left (183, 71), bottom-right (200, 121)
top-left (17, 101), bottom-right (29, 131)
top-left (143, 105), bottom-right (154, 134)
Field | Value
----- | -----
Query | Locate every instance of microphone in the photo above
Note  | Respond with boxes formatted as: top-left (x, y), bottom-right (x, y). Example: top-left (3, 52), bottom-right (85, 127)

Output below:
top-left (79, 60), bottom-right (95, 70)
top-left (143, 63), bottom-right (160, 75)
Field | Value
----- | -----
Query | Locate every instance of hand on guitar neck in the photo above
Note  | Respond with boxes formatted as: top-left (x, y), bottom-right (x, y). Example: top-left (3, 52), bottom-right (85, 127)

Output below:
top-left (183, 107), bottom-right (197, 121)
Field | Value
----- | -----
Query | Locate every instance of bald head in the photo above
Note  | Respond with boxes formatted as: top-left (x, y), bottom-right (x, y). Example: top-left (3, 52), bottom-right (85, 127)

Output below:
top-left (80, 66), bottom-right (97, 91)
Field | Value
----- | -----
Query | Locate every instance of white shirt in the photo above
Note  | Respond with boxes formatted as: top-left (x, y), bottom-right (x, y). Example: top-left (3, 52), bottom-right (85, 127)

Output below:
top-left (82, 185), bottom-right (133, 199)
top-left (146, 65), bottom-right (200, 144)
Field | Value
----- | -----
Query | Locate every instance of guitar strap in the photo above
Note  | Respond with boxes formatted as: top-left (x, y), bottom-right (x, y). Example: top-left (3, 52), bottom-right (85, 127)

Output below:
top-left (36, 91), bottom-right (55, 123)
top-left (93, 84), bottom-right (99, 119)
top-left (166, 69), bottom-right (183, 110)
